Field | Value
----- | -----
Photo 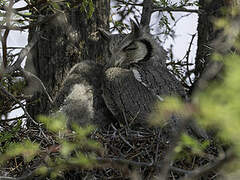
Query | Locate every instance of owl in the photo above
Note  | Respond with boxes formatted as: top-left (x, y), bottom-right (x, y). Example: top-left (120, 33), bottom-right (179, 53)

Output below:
top-left (53, 60), bottom-right (113, 128)
top-left (99, 20), bottom-right (187, 126)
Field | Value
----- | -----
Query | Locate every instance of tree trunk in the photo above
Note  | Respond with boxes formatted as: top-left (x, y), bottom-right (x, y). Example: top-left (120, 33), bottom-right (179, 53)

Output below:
top-left (193, 0), bottom-right (239, 93)
top-left (25, 1), bottom-right (110, 120)
top-left (194, 0), bottom-right (226, 80)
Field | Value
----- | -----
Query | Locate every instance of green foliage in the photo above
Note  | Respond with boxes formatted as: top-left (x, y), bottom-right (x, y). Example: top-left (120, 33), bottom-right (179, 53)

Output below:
top-left (38, 114), bottom-right (67, 133)
top-left (150, 96), bottom-right (185, 126)
top-left (195, 54), bottom-right (240, 153)
top-left (175, 133), bottom-right (209, 155)
top-left (0, 113), bottom-right (101, 178)
top-left (80, 0), bottom-right (95, 19)
top-left (0, 140), bottom-right (39, 164)
top-left (0, 120), bottom-right (22, 152)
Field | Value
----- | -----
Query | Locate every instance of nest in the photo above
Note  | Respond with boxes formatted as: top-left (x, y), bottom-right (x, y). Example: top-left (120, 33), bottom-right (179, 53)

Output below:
top-left (0, 120), bottom-right (221, 180)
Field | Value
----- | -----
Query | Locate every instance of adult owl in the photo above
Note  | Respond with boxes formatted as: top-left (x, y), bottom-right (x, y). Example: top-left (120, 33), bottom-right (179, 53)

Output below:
top-left (99, 21), bottom-right (186, 126)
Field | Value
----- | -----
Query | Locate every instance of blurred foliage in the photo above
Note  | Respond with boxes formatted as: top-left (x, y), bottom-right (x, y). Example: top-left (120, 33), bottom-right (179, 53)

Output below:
top-left (37, 115), bottom-right (101, 177)
top-left (150, 7), bottom-right (240, 176)
top-left (38, 113), bottom-right (67, 133)
top-left (0, 140), bottom-right (39, 164)
top-left (0, 114), bottom-right (101, 178)
top-left (195, 54), bottom-right (240, 152)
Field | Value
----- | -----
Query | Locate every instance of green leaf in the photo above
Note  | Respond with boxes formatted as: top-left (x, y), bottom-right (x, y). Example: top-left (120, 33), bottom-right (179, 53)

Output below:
top-left (38, 113), bottom-right (67, 132)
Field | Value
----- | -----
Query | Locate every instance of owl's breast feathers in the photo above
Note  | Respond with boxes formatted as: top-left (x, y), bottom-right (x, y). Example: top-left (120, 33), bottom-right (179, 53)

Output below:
top-left (102, 67), bottom-right (156, 123)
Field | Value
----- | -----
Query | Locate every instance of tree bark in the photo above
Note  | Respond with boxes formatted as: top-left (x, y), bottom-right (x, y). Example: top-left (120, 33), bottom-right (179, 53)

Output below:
top-left (193, 0), bottom-right (238, 93)
top-left (194, 0), bottom-right (226, 79)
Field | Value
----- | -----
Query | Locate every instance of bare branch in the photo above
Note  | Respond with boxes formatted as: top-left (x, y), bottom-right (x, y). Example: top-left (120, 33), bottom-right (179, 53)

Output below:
top-left (0, 5), bottom-right (29, 12)
top-left (1, 115), bottom-right (27, 122)
top-left (152, 7), bottom-right (201, 14)
top-left (115, 0), bottom-right (143, 6)
top-left (1, 0), bottom-right (14, 67)
top-left (0, 24), bottom-right (29, 31)
top-left (140, 0), bottom-right (153, 27)
top-left (3, 31), bottom-right (40, 74)
top-left (183, 33), bottom-right (196, 86)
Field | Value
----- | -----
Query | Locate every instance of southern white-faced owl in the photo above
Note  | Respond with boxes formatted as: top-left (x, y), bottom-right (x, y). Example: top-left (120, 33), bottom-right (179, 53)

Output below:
top-left (99, 20), bottom-right (187, 126)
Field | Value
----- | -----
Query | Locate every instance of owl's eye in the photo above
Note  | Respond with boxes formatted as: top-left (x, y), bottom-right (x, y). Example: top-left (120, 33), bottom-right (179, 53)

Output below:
top-left (123, 42), bottom-right (137, 51)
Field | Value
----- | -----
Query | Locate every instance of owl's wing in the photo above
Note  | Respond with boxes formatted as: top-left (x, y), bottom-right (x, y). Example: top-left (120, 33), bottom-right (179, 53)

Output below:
top-left (102, 67), bottom-right (156, 124)
top-left (131, 65), bottom-right (208, 138)
top-left (132, 65), bottom-right (187, 100)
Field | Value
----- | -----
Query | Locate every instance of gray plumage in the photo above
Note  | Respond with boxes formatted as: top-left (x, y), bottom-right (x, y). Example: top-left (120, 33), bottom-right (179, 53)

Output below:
top-left (100, 21), bottom-right (187, 125)
top-left (54, 60), bottom-right (112, 128)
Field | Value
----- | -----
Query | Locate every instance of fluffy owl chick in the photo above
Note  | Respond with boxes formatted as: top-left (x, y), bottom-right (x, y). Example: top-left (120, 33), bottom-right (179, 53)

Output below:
top-left (54, 60), bottom-right (112, 128)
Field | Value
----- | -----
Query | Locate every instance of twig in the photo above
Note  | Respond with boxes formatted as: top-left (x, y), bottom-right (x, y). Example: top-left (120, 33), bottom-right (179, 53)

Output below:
top-left (4, 31), bottom-right (41, 74)
top-left (0, 115), bottom-right (27, 122)
top-left (152, 7), bottom-right (201, 14)
top-left (115, 0), bottom-right (143, 7)
top-left (0, 5), bottom-right (29, 12)
top-left (0, 46), bottom-right (25, 49)
top-left (0, 82), bottom-right (38, 125)
top-left (180, 150), bottom-right (235, 180)
top-left (119, 132), bottom-right (134, 149)
top-left (183, 33), bottom-right (196, 86)
top-left (0, 24), bottom-right (29, 31)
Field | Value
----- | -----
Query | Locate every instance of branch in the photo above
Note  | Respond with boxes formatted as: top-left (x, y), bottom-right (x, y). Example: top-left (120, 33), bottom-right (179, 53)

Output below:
top-left (140, 0), bottom-right (153, 27)
top-left (1, 0), bottom-right (14, 67)
top-left (0, 115), bottom-right (27, 122)
top-left (114, 0), bottom-right (143, 6)
top-left (0, 24), bottom-right (29, 31)
top-left (0, 5), bottom-right (29, 12)
top-left (152, 7), bottom-right (201, 14)
top-left (183, 33), bottom-right (196, 86)
top-left (5, 31), bottom-right (40, 74)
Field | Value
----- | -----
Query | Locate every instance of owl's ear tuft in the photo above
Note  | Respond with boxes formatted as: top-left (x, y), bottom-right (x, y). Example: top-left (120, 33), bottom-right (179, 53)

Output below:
top-left (130, 19), bottom-right (140, 37)
top-left (98, 28), bottom-right (112, 42)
